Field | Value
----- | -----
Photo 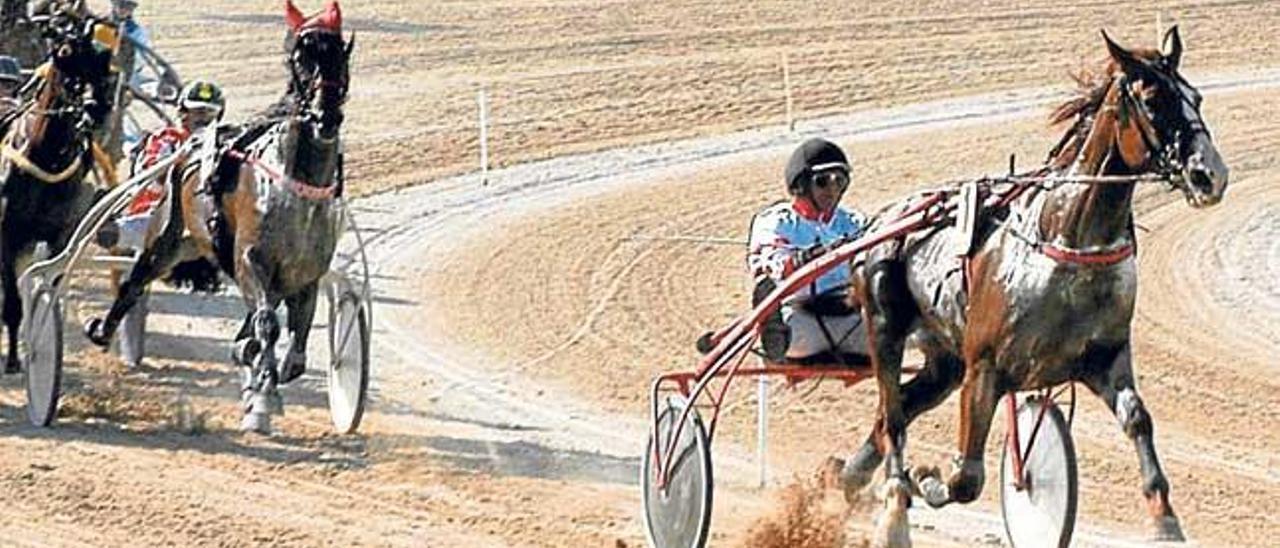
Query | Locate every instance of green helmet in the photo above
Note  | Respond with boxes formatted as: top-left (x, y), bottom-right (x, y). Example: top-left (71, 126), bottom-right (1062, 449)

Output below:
top-left (178, 79), bottom-right (225, 114)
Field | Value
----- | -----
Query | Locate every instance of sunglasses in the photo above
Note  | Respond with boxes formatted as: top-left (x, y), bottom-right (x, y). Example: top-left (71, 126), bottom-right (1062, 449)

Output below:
top-left (810, 169), bottom-right (849, 190)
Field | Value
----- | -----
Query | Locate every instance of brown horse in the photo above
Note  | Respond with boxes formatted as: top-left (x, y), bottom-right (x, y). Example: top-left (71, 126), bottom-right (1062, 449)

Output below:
top-left (84, 0), bottom-right (352, 432)
top-left (835, 27), bottom-right (1228, 546)
top-left (0, 3), bottom-right (114, 373)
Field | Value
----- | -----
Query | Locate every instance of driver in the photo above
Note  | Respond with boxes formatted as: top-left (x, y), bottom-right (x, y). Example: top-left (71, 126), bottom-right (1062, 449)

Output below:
top-left (746, 138), bottom-right (869, 364)
top-left (111, 0), bottom-right (152, 59)
top-left (98, 79), bottom-right (226, 251)
top-left (0, 55), bottom-right (23, 117)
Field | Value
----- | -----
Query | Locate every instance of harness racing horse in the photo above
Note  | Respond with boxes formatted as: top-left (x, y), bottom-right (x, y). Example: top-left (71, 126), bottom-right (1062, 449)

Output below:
top-left (837, 28), bottom-right (1228, 546)
top-left (0, 3), bottom-right (115, 374)
top-left (84, 0), bottom-right (352, 432)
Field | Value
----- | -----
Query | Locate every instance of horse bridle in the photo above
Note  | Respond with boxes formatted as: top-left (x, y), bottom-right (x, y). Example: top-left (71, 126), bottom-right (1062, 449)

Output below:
top-left (1112, 64), bottom-right (1210, 192)
top-left (288, 29), bottom-right (349, 117)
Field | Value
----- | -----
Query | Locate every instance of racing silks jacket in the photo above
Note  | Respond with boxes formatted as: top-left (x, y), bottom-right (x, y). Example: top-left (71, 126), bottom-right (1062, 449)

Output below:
top-left (747, 198), bottom-right (867, 305)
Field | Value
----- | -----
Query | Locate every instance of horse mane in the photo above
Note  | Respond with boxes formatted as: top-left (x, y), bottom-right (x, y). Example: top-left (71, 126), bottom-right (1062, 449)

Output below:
top-left (1050, 48), bottom-right (1161, 126)
top-left (1046, 48), bottom-right (1161, 166)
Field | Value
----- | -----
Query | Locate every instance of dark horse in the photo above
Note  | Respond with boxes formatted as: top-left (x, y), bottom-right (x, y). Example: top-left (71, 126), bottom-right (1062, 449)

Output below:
top-left (85, 0), bottom-right (352, 432)
top-left (836, 28), bottom-right (1228, 546)
top-left (0, 2), bottom-right (114, 373)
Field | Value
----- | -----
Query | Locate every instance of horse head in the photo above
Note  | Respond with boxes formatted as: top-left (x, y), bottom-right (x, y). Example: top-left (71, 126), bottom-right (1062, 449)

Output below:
top-left (31, 1), bottom-right (116, 123)
top-left (284, 0), bottom-right (352, 141)
top-left (1101, 26), bottom-right (1228, 207)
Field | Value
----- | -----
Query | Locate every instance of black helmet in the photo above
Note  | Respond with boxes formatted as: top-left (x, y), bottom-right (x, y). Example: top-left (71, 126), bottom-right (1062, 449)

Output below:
top-left (785, 138), bottom-right (850, 195)
top-left (179, 79), bottom-right (226, 115)
top-left (0, 56), bottom-right (23, 85)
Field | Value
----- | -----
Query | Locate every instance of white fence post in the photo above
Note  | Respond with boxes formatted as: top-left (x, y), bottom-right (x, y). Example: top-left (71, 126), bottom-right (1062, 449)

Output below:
top-left (782, 52), bottom-right (794, 133)
top-left (478, 87), bottom-right (490, 185)
top-left (757, 358), bottom-right (769, 488)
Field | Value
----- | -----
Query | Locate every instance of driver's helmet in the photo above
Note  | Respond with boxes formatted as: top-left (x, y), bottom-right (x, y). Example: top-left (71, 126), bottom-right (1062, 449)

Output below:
top-left (0, 56), bottom-right (24, 86)
top-left (784, 138), bottom-right (851, 196)
top-left (178, 79), bottom-right (225, 116)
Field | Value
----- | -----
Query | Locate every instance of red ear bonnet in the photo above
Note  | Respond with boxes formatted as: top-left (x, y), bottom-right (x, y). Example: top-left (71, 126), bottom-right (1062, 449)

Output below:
top-left (285, 1), bottom-right (342, 34)
top-left (285, 0), bottom-right (306, 32)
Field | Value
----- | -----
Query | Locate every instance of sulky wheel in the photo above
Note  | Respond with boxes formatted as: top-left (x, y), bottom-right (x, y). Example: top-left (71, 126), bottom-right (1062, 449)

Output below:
top-left (642, 395), bottom-right (712, 548)
top-left (24, 286), bottom-right (63, 427)
top-left (326, 291), bottom-right (369, 434)
top-left (1000, 397), bottom-right (1078, 548)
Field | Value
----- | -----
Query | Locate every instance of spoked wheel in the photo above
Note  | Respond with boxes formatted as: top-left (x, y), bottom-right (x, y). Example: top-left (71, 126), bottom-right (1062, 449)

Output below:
top-left (642, 396), bottom-right (712, 548)
top-left (327, 291), bottom-right (369, 434)
top-left (1000, 397), bottom-right (1078, 548)
top-left (24, 286), bottom-right (63, 427)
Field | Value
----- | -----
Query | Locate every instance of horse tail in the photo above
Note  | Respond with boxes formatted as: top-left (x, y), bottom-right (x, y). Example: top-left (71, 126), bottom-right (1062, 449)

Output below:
top-left (164, 258), bottom-right (222, 293)
top-left (160, 150), bottom-right (223, 294)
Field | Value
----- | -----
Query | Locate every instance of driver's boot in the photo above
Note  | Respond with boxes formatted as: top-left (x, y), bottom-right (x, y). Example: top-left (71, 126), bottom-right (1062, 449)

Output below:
top-left (754, 278), bottom-right (789, 363)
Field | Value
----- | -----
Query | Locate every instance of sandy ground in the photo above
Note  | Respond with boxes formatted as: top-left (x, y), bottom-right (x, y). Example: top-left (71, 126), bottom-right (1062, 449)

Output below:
top-left (0, 0), bottom-right (1277, 546)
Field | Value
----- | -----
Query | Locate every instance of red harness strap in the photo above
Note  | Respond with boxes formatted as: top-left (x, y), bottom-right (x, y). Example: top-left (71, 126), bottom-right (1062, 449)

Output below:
top-left (226, 149), bottom-right (337, 202)
top-left (1040, 241), bottom-right (1135, 266)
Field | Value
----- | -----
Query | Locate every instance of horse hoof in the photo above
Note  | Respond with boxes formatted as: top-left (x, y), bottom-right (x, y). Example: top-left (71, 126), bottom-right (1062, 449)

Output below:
top-left (694, 331), bottom-right (715, 354)
top-left (278, 351), bottom-right (306, 384)
top-left (838, 457), bottom-right (882, 504)
top-left (1151, 515), bottom-right (1186, 542)
top-left (232, 338), bottom-right (262, 366)
top-left (83, 317), bottom-right (110, 347)
top-left (241, 411), bottom-right (271, 434)
top-left (910, 464), bottom-right (949, 508)
top-left (4, 360), bottom-right (20, 375)
top-left (873, 477), bottom-right (913, 548)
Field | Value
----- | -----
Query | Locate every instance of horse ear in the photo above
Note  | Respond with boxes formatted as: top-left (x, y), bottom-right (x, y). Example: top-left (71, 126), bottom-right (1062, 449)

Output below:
top-left (326, 1), bottom-right (342, 31)
top-left (1161, 25), bottom-right (1183, 69)
top-left (1102, 30), bottom-right (1145, 75)
top-left (285, 0), bottom-right (306, 32)
top-left (345, 32), bottom-right (356, 58)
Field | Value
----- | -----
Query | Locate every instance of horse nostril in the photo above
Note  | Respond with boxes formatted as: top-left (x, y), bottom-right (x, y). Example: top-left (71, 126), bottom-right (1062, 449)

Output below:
top-left (1189, 170), bottom-right (1214, 193)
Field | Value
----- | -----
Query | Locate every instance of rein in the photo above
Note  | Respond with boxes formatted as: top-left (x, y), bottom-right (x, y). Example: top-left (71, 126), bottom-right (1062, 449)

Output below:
top-left (924, 171), bottom-right (1168, 268)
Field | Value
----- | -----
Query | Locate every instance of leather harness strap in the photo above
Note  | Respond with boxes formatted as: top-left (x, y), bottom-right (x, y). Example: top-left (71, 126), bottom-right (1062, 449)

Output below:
top-left (1040, 241), bottom-right (1135, 266)
top-left (225, 149), bottom-right (337, 201)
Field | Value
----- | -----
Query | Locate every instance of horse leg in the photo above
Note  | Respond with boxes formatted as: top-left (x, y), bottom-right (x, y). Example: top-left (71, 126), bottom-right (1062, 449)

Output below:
top-left (230, 312), bottom-right (258, 365)
top-left (279, 281), bottom-right (318, 385)
top-left (839, 353), bottom-right (964, 496)
top-left (1081, 344), bottom-right (1184, 541)
top-left (915, 360), bottom-right (1001, 508)
top-left (1, 238), bottom-right (21, 374)
top-left (85, 181), bottom-right (188, 347)
top-left (859, 261), bottom-right (916, 548)
top-left (236, 245), bottom-right (284, 433)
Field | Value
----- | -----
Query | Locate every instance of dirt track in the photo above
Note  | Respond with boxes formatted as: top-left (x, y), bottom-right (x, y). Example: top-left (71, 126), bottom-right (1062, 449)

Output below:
top-left (0, 0), bottom-right (1277, 546)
